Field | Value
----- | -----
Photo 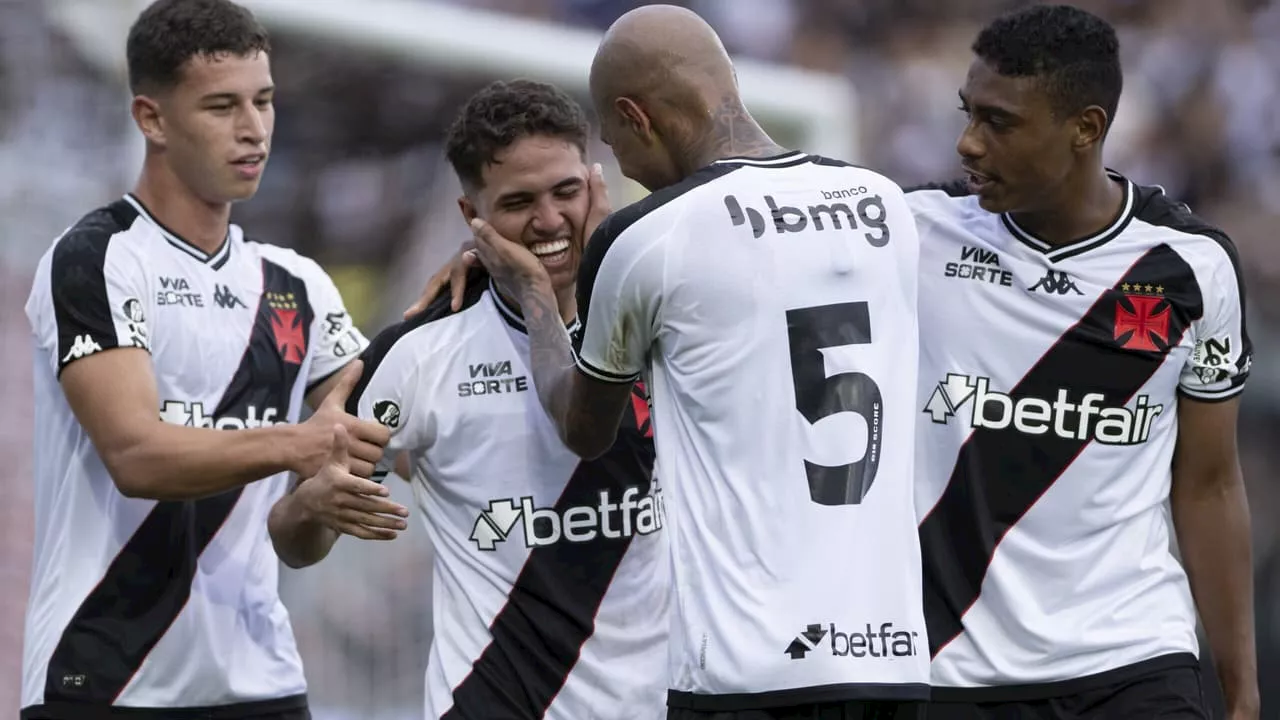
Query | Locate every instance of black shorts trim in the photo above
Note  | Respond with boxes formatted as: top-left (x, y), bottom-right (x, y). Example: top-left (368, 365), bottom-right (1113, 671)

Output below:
top-left (669, 683), bottom-right (931, 712)
top-left (21, 693), bottom-right (308, 720)
top-left (929, 652), bottom-right (1199, 703)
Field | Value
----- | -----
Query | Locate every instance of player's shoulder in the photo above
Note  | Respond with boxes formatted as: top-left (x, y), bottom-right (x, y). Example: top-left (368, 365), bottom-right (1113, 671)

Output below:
top-left (242, 235), bottom-right (329, 277)
top-left (1128, 182), bottom-right (1239, 270)
top-left (902, 178), bottom-right (981, 214)
top-left (355, 269), bottom-right (491, 382)
top-left (591, 161), bottom-right (746, 248)
top-left (47, 198), bottom-right (144, 274)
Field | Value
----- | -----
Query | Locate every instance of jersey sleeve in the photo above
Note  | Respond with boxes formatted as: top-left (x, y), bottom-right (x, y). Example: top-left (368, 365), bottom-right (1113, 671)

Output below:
top-left (300, 258), bottom-right (370, 392)
top-left (574, 217), bottom-right (665, 384)
top-left (345, 319), bottom-right (435, 480)
top-left (45, 229), bottom-right (151, 377)
top-left (1178, 239), bottom-right (1252, 401)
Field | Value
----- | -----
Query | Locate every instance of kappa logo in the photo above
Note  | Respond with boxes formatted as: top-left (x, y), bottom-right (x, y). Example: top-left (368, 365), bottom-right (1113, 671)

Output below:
top-left (61, 334), bottom-right (102, 363)
top-left (470, 485), bottom-right (665, 551)
top-left (1114, 284), bottom-right (1170, 352)
top-left (1028, 269), bottom-right (1083, 296)
top-left (213, 284), bottom-right (247, 309)
top-left (373, 400), bottom-right (401, 428)
top-left (924, 373), bottom-right (1163, 445)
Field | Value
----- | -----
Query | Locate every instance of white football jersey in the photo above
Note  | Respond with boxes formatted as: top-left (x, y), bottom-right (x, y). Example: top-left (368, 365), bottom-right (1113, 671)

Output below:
top-left (576, 151), bottom-right (929, 711)
top-left (22, 195), bottom-right (367, 717)
top-left (909, 173), bottom-right (1252, 699)
top-left (349, 277), bottom-right (667, 720)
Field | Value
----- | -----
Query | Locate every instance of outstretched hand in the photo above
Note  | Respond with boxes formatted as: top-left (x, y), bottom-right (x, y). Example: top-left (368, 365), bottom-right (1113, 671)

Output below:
top-left (294, 424), bottom-right (409, 541)
top-left (468, 217), bottom-right (550, 297)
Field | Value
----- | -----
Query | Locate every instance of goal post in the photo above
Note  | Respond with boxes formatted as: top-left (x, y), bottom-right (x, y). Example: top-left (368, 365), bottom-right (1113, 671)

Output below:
top-left (48, 0), bottom-right (860, 165)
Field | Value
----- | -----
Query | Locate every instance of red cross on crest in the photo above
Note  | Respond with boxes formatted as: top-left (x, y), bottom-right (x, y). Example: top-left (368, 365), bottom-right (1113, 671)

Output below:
top-left (630, 383), bottom-right (653, 438)
top-left (1114, 288), bottom-right (1170, 352)
top-left (269, 308), bottom-right (307, 365)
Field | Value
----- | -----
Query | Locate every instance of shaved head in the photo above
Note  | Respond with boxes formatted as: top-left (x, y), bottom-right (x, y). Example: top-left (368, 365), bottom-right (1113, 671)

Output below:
top-left (589, 4), bottom-right (780, 191)
top-left (590, 4), bottom-right (737, 111)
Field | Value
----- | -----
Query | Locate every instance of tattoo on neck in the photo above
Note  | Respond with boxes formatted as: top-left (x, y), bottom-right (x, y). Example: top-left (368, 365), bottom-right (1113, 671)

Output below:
top-left (684, 94), bottom-right (786, 170)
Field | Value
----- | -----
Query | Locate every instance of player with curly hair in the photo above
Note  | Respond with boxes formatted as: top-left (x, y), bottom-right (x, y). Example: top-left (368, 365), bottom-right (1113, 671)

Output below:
top-left (270, 79), bottom-right (668, 720)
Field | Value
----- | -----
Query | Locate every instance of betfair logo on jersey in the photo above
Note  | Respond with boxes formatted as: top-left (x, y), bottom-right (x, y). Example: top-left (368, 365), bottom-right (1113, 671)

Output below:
top-left (158, 400), bottom-right (282, 430)
top-left (945, 245), bottom-right (1012, 287)
top-left (923, 373), bottom-right (1163, 445)
top-left (470, 485), bottom-right (665, 551)
top-left (459, 360), bottom-right (529, 397)
top-left (723, 194), bottom-right (891, 247)
top-left (158, 276), bottom-right (203, 307)
top-left (784, 622), bottom-right (920, 660)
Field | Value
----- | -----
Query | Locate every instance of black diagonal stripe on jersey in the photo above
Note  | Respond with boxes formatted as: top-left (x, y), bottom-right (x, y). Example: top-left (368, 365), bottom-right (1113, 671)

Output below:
top-left (44, 259), bottom-right (312, 704)
top-left (442, 396), bottom-right (656, 719)
top-left (919, 243), bottom-right (1202, 657)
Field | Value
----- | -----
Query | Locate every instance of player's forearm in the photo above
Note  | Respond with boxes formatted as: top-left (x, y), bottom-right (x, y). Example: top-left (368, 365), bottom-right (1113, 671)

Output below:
top-left (1172, 472), bottom-right (1259, 715)
top-left (517, 282), bottom-right (581, 442)
top-left (105, 422), bottom-right (303, 501)
top-left (268, 490), bottom-right (340, 569)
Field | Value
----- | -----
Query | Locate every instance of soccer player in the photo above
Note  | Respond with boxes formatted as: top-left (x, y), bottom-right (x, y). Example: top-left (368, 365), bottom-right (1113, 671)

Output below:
top-left (20, 1), bottom-right (402, 718)
top-left (909, 5), bottom-right (1259, 719)
top-left (269, 79), bottom-right (668, 719)
top-left (467, 6), bottom-right (928, 719)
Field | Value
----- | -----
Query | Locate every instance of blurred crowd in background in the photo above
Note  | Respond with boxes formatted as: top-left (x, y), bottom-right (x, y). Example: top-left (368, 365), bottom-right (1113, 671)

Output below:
top-left (0, 0), bottom-right (1277, 717)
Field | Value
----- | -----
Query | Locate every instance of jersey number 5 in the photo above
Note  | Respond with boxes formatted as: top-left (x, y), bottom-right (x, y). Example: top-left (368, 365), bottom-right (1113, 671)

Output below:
top-left (786, 301), bottom-right (882, 506)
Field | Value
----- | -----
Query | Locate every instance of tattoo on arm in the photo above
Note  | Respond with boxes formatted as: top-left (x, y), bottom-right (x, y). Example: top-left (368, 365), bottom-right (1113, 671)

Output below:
top-left (518, 281), bottom-right (632, 455)
top-left (517, 281), bottom-right (578, 432)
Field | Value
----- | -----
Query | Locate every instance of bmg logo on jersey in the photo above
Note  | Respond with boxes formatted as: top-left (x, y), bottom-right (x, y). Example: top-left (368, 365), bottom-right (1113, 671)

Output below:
top-left (470, 485), bottom-right (665, 551)
top-left (784, 622), bottom-right (920, 660)
top-left (923, 373), bottom-right (1163, 445)
top-left (723, 193), bottom-right (890, 247)
top-left (158, 400), bottom-right (283, 430)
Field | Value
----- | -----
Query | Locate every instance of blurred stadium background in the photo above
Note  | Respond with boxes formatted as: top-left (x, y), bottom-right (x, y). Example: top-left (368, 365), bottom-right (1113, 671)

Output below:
top-left (1, 0), bottom-right (1277, 717)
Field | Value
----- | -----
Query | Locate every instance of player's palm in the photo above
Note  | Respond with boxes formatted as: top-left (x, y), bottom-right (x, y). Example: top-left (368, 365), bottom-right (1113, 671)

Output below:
top-left (295, 425), bottom-right (408, 541)
top-left (469, 218), bottom-right (551, 294)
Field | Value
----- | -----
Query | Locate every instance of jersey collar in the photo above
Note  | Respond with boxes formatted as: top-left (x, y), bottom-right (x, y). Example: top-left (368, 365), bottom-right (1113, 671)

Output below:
top-left (1000, 170), bottom-right (1136, 263)
top-left (124, 194), bottom-right (233, 270)
top-left (711, 150), bottom-right (810, 169)
top-left (488, 278), bottom-right (582, 336)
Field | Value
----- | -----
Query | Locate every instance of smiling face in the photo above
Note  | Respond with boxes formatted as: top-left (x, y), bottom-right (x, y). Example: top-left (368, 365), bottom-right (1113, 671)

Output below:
top-left (460, 134), bottom-right (590, 294)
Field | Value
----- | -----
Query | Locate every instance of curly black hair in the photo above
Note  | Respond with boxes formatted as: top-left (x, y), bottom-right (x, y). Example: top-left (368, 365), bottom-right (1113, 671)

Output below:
top-left (126, 0), bottom-right (270, 94)
top-left (445, 79), bottom-right (589, 193)
top-left (973, 4), bottom-right (1122, 132)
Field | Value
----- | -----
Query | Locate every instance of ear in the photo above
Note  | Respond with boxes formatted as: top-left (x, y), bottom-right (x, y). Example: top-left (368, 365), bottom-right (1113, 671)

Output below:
top-left (1074, 105), bottom-right (1109, 150)
top-left (457, 195), bottom-right (478, 224)
top-left (615, 96), bottom-right (654, 144)
top-left (131, 95), bottom-right (166, 147)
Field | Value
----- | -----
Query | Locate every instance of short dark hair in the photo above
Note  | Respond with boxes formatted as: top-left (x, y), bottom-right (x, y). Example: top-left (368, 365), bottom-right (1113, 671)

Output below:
top-left (973, 4), bottom-right (1122, 132)
top-left (126, 0), bottom-right (271, 94)
top-left (445, 79), bottom-right (589, 192)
